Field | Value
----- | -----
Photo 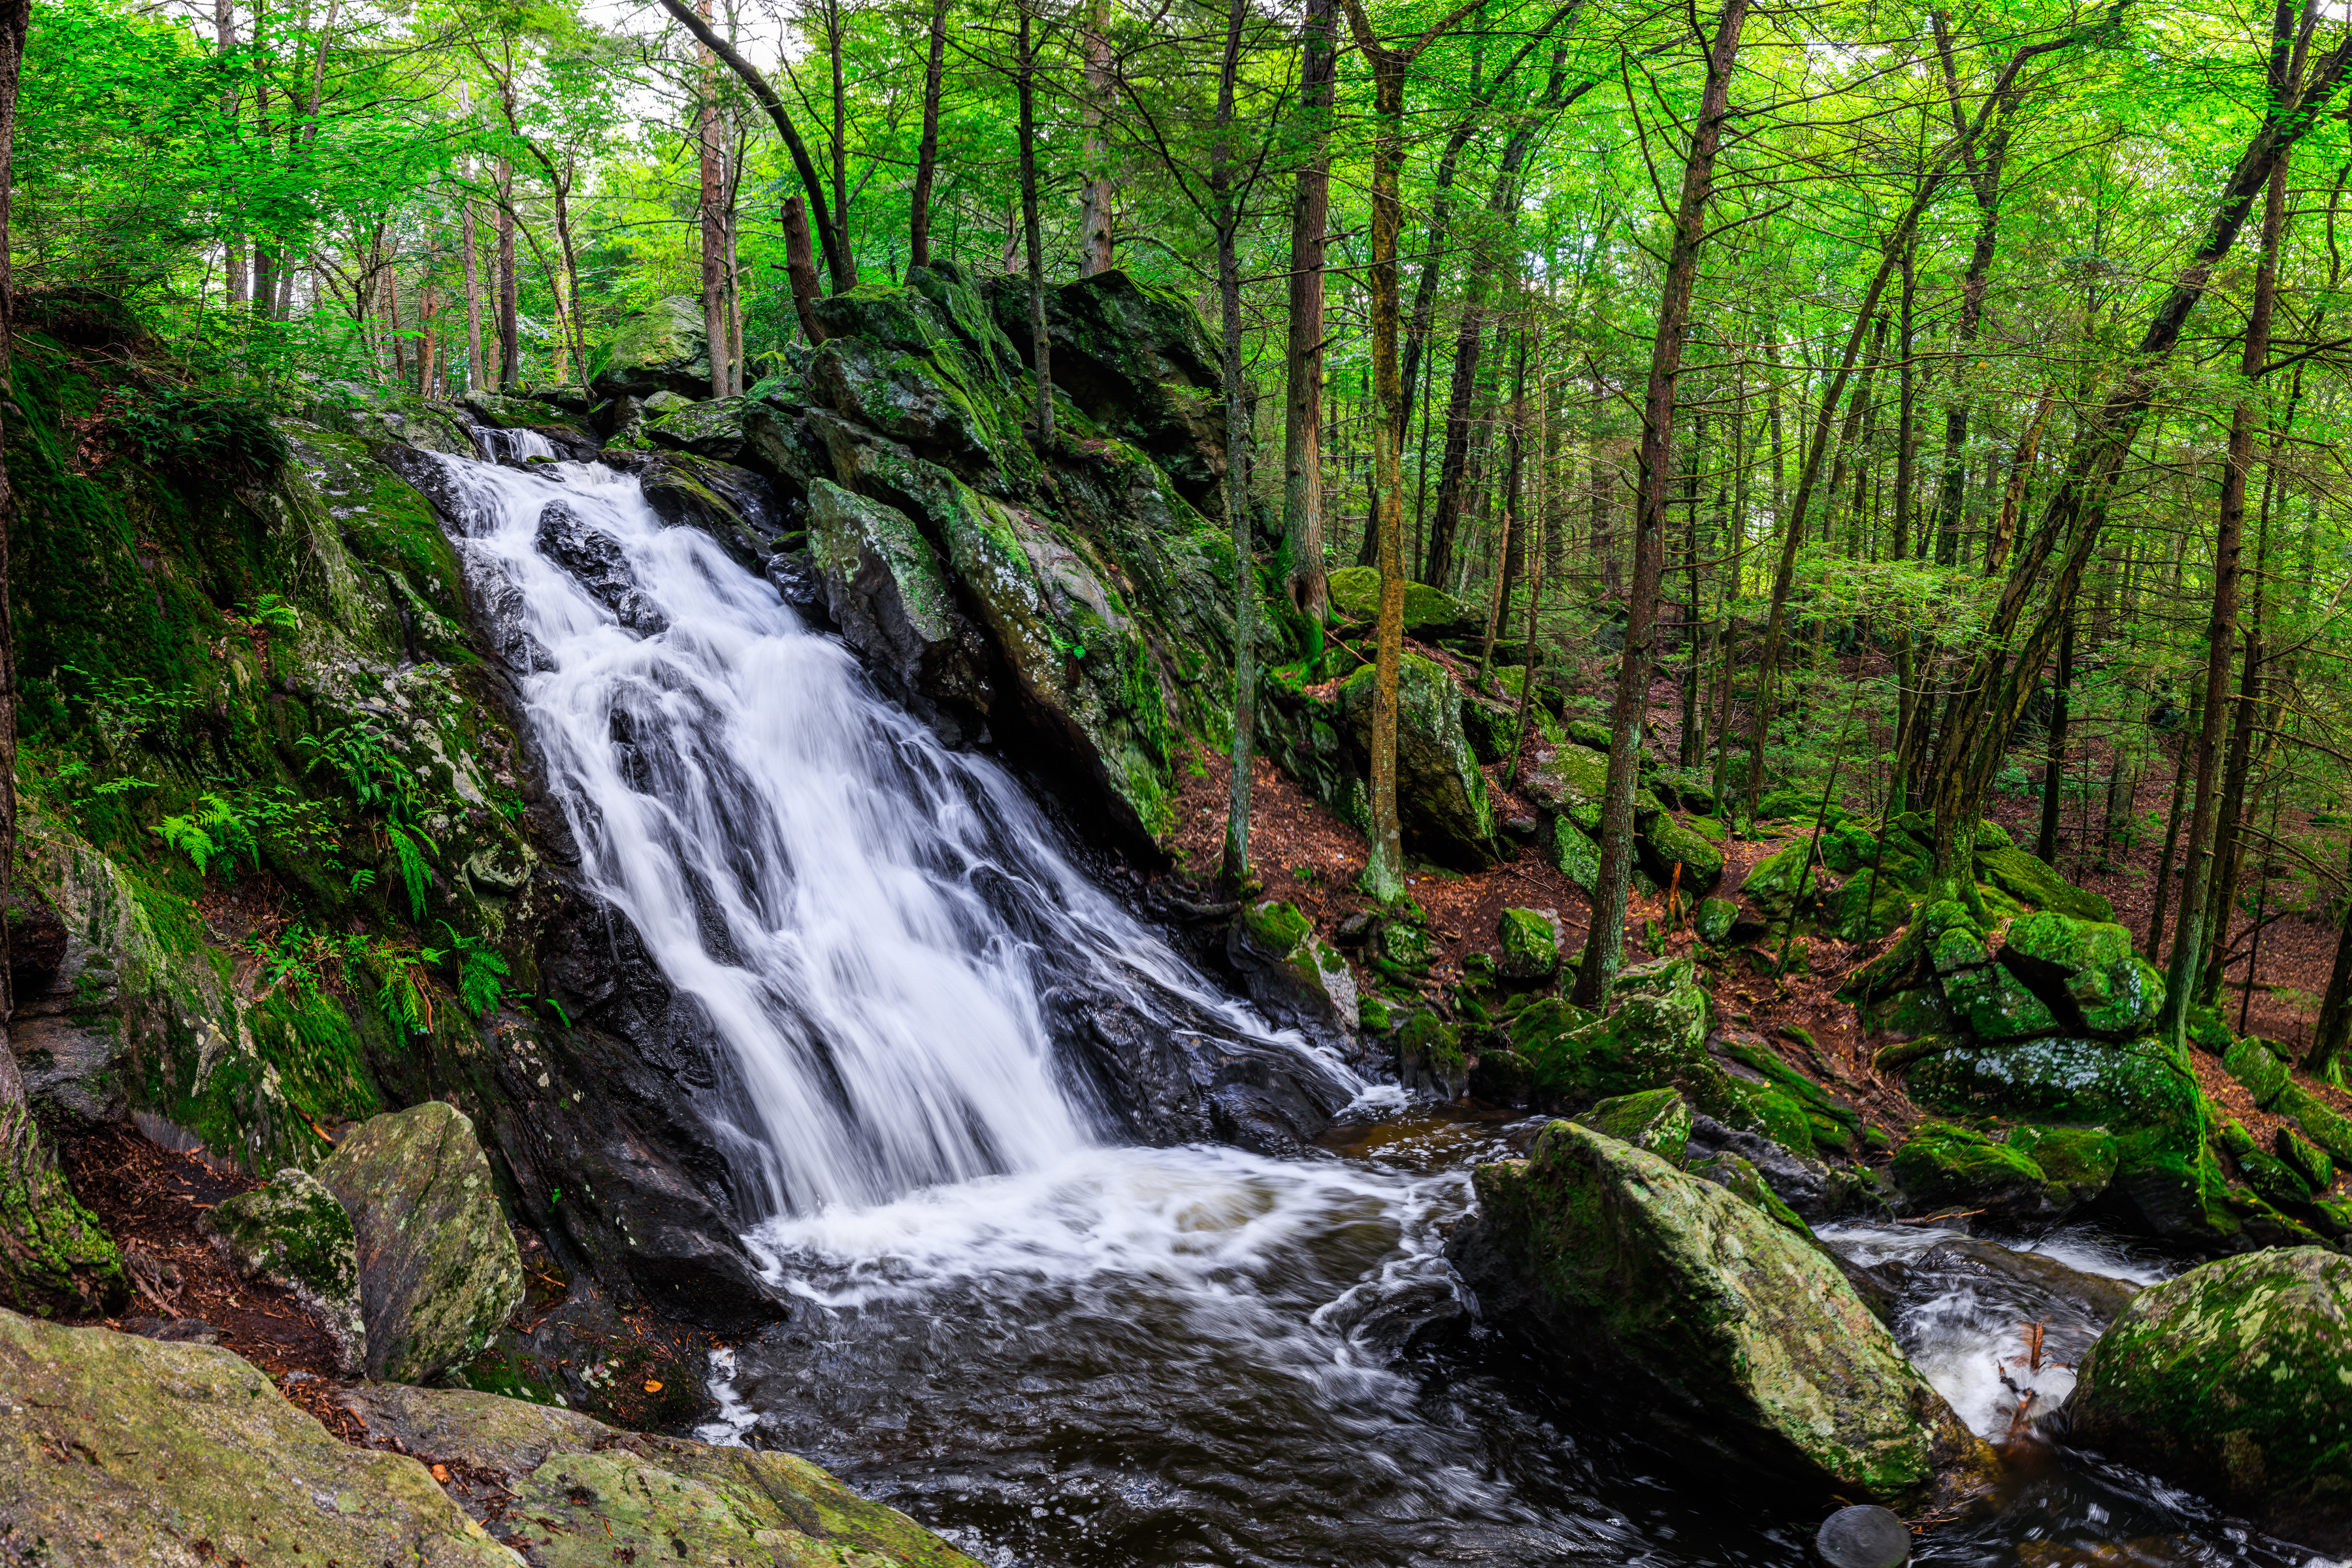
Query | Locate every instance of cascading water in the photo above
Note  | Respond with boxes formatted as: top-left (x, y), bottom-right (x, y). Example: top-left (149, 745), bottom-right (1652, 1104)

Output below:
top-left (421, 435), bottom-right (2334, 1568)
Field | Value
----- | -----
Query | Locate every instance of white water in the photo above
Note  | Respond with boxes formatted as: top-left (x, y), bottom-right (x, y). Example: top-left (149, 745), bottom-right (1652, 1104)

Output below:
top-left (429, 440), bottom-right (1357, 1218)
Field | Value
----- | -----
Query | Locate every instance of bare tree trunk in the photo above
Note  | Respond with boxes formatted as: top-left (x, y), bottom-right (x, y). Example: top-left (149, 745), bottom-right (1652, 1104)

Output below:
top-left (827, 0), bottom-right (850, 262)
top-left (218, 0), bottom-right (246, 307)
top-left (909, 0), bottom-right (950, 270)
top-left (2035, 611), bottom-right (2074, 864)
top-left (698, 0), bottom-right (727, 398)
top-left (783, 195), bottom-right (825, 342)
top-left (1017, 0), bottom-right (1053, 442)
top-left (1281, 0), bottom-right (1335, 622)
top-left (1573, 0), bottom-right (1750, 1004)
top-left (1077, 0), bottom-right (1117, 275)
top-left (1214, 0), bottom-right (1253, 885)
top-left (497, 153), bottom-right (518, 387)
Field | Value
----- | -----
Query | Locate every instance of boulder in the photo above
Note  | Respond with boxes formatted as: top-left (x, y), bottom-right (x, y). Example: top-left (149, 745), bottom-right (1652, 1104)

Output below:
top-left (316, 1101), bottom-right (524, 1385)
top-left (1227, 900), bottom-right (1358, 1041)
top-left (2070, 1247), bottom-right (2352, 1554)
top-left (1890, 1121), bottom-right (2065, 1219)
top-left (806, 479), bottom-right (993, 743)
top-left (641, 393), bottom-right (752, 463)
top-left (1323, 564), bottom-right (1472, 632)
top-left (1974, 843), bottom-right (2114, 921)
top-left (808, 333), bottom-right (1026, 491)
top-left (0, 1098), bottom-right (125, 1317)
top-left (2223, 1033), bottom-right (2288, 1106)
top-left (2005, 1122), bottom-right (2119, 1207)
top-left (1575, 1086), bottom-right (1691, 1164)
top-left (1525, 740), bottom-right (1608, 832)
top-left (1549, 817), bottom-right (1599, 891)
top-left (591, 295), bottom-right (713, 400)
top-left (200, 1167), bottom-right (365, 1374)
top-left (1639, 813), bottom-right (1724, 895)
top-left (1693, 895), bottom-right (1737, 945)
top-left (1396, 1008), bottom-right (1467, 1098)
top-left (2278, 1124), bottom-right (2336, 1192)
top-left (1688, 1149), bottom-right (1814, 1237)
top-left (534, 500), bottom-right (668, 635)
top-left (1337, 654), bottom-right (1497, 868)
top-left (627, 449), bottom-right (787, 569)
top-left (1495, 907), bottom-right (1560, 981)
top-left (1999, 911), bottom-right (2163, 1039)
top-left (2219, 1119), bottom-right (2315, 1211)
top-left (2280, 1081), bottom-right (2352, 1167)
top-left (1941, 960), bottom-right (2061, 1042)
top-left (1451, 1120), bottom-right (1991, 1505)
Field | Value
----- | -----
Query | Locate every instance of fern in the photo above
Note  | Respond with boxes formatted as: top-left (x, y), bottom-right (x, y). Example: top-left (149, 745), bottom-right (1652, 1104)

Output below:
top-left (385, 820), bottom-right (438, 921)
top-left (438, 921), bottom-right (510, 1018)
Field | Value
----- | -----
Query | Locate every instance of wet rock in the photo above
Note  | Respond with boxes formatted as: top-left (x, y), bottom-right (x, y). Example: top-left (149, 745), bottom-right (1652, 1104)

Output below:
top-left (632, 449), bottom-right (787, 568)
top-left (1685, 1111), bottom-right (1847, 1220)
top-left (2006, 1122), bottom-right (2119, 1207)
top-left (1891, 1121), bottom-right (2066, 1220)
top-left (534, 500), bottom-right (668, 634)
top-left (2070, 1247), bottom-right (2352, 1554)
top-left (591, 295), bottom-right (714, 400)
top-left (806, 478), bottom-right (993, 744)
top-left (1451, 1120), bottom-right (1992, 1506)
top-left (1338, 654), bottom-right (1497, 868)
top-left (316, 1101), bottom-right (523, 1384)
top-left (1495, 907), bottom-right (1560, 981)
top-left (1575, 1086), bottom-right (1692, 1164)
top-left (342, 1381), bottom-right (983, 1567)
top-left (1689, 1148), bottom-right (1814, 1237)
top-left (1904, 1235), bottom-right (2141, 1326)
top-left (201, 1167), bottom-right (365, 1375)
top-left (1816, 1504), bottom-right (1912, 1568)
top-left (1227, 900), bottom-right (1358, 1043)
top-left (1639, 813), bottom-right (1725, 896)
top-left (642, 393), bottom-right (751, 463)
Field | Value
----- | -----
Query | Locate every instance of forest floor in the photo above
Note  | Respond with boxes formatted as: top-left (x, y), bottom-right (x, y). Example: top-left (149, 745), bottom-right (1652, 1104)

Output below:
top-left (1166, 658), bottom-right (2352, 1151)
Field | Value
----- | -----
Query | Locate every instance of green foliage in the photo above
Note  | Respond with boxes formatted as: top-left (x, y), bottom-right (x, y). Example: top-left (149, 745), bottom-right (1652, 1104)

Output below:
top-left (157, 785), bottom-right (320, 877)
top-left (109, 387), bottom-right (288, 482)
top-left (439, 923), bottom-right (511, 1019)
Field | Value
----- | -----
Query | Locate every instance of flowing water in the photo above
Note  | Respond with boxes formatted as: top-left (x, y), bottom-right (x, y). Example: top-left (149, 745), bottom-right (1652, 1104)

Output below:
top-left (427, 438), bottom-right (2339, 1568)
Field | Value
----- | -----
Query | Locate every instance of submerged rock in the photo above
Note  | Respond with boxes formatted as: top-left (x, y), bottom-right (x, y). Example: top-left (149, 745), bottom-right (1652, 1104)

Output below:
top-left (2069, 1247), bottom-right (2352, 1553)
top-left (201, 1167), bottom-right (365, 1375)
top-left (316, 1102), bottom-right (523, 1384)
top-left (1451, 1120), bottom-right (1991, 1505)
top-left (535, 500), bottom-right (668, 634)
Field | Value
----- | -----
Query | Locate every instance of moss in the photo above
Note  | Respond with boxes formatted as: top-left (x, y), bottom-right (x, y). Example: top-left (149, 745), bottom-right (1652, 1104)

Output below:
top-left (2223, 1033), bottom-right (2289, 1107)
top-left (1495, 907), bottom-right (1559, 980)
top-left (1576, 1088), bottom-right (1692, 1164)
top-left (1891, 1121), bottom-right (2057, 1213)
top-left (2006, 1123), bottom-right (2119, 1203)
top-left (1322, 564), bottom-right (1467, 630)
top-left (0, 1102), bottom-right (128, 1316)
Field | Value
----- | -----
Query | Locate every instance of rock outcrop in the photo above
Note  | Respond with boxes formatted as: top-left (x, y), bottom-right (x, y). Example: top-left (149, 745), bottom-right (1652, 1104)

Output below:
top-left (1451, 1120), bottom-right (1992, 1506)
top-left (316, 1102), bottom-right (523, 1384)
top-left (201, 1166), bottom-right (365, 1374)
top-left (2069, 1247), bottom-right (2352, 1553)
top-left (0, 1305), bottom-right (981, 1567)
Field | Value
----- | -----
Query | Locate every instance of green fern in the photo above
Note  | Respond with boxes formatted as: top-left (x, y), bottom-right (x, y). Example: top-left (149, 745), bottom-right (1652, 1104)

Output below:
top-left (385, 820), bottom-right (438, 921)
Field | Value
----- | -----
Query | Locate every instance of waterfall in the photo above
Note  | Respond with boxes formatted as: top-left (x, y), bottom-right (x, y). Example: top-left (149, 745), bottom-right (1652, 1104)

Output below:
top-left (426, 440), bottom-right (1356, 1220)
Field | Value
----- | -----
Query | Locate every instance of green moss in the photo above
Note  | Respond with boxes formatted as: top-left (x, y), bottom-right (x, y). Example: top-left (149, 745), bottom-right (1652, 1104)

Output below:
top-left (1576, 1088), bottom-right (1692, 1164)
top-left (1891, 1121), bottom-right (2057, 1213)
top-left (1323, 564), bottom-right (1467, 630)
top-left (2006, 1123), bottom-right (2119, 1203)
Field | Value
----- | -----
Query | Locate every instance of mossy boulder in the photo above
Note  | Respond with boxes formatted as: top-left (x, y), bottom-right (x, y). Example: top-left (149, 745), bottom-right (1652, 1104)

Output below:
top-left (1338, 654), bottom-right (1497, 868)
top-left (1451, 1120), bottom-right (1991, 1505)
top-left (1973, 843), bottom-right (2113, 921)
top-left (316, 1101), bottom-right (524, 1385)
top-left (1688, 1149), bottom-right (1813, 1237)
top-left (1891, 1121), bottom-right (2065, 1219)
top-left (1693, 896), bottom-right (1737, 945)
top-left (2223, 1033), bottom-right (2289, 1107)
top-left (1527, 742), bottom-right (1609, 834)
top-left (1228, 900), bottom-right (1358, 1040)
top-left (1322, 564), bottom-right (1471, 632)
top-left (1999, 911), bottom-right (2163, 1040)
top-left (2070, 1248), bottom-right (2352, 1554)
top-left (1495, 907), bottom-right (1560, 981)
top-left (2219, 1119), bottom-right (2315, 1212)
top-left (2279, 1083), bottom-right (2352, 1168)
top-left (642, 393), bottom-right (753, 463)
top-left (1396, 1008), bottom-right (1467, 1098)
top-left (1639, 813), bottom-right (1724, 895)
top-left (591, 294), bottom-right (713, 400)
top-left (1940, 961), bottom-right (2061, 1043)
top-left (1740, 839), bottom-right (1831, 926)
top-left (1575, 1087), bottom-right (1691, 1164)
top-left (2278, 1124), bottom-right (2337, 1192)
top-left (201, 1166), bottom-right (364, 1374)
top-left (1549, 817), bottom-right (1599, 891)
top-left (2006, 1123), bottom-right (2119, 1207)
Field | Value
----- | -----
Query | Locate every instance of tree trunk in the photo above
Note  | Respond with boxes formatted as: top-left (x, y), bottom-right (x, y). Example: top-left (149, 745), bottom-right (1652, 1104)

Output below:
top-left (698, 0), bottom-right (727, 399)
top-left (783, 195), bottom-right (825, 342)
top-left (1077, 0), bottom-right (1117, 275)
top-left (1214, 0), bottom-right (1253, 885)
top-left (496, 154), bottom-right (518, 387)
top-left (2148, 684), bottom-right (2200, 962)
top-left (1573, 0), bottom-right (1750, 1005)
top-left (2035, 611), bottom-right (2073, 864)
top-left (1017, 1), bottom-right (1053, 442)
top-left (2307, 830), bottom-right (2352, 1072)
top-left (1281, 0), bottom-right (1335, 622)
top-left (909, 0), bottom-right (950, 270)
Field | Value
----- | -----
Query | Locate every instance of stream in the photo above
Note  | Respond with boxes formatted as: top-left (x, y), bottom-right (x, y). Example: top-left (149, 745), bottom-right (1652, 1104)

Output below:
top-left (430, 437), bottom-right (2338, 1568)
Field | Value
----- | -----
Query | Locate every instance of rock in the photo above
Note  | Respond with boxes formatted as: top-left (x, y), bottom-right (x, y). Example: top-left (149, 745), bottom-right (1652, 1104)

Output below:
top-left (1816, 1505), bottom-right (1912, 1568)
top-left (1451, 1120), bottom-right (1990, 1504)
top-left (2223, 1033), bottom-right (2288, 1106)
top-left (1639, 813), bottom-right (1725, 895)
top-left (1973, 843), bottom-right (2113, 921)
top-left (2070, 1247), bottom-right (2352, 1554)
top-left (1903, 1234), bottom-right (2142, 1326)
top-left (2278, 1125), bottom-right (2335, 1192)
top-left (2219, 1119), bottom-right (2313, 1211)
top-left (1373, 915), bottom-right (1439, 971)
top-left (808, 333), bottom-right (1025, 490)
top-left (628, 449), bottom-right (787, 568)
top-left (1741, 838), bottom-right (1833, 926)
top-left (1549, 815), bottom-right (1599, 891)
top-left (805, 478), bottom-right (992, 743)
top-left (1526, 741), bottom-right (1609, 832)
top-left (1323, 564), bottom-right (1472, 632)
top-left (1396, 1008), bottom-right (1467, 1098)
top-left (2279, 1082), bottom-right (2352, 1167)
top-left (1891, 1121), bottom-right (2065, 1219)
top-left (1227, 900), bottom-right (1358, 1041)
top-left (2005, 1122), bottom-right (2119, 1207)
top-left (0, 1099), bottom-right (126, 1317)
top-left (200, 1167), bottom-right (365, 1375)
top-left (1903, 1034), bottom-right (2229, 1242)
top-left (642, 393), bottom-right (751, 462)
top-left (1495, 907), bottom-right (1560, 981)
top-left (0, 1308), bottom-right (520, 1565)
top-left (316, 1102), bottom-right (524, 1384)
top-left (534, 500), bottom-right (668, 634)
top-left (1337, 653), bottom-right (1497, 868)
top-left (341, 1380), bottom-right (983, 1568)
top-left (1941, 960), bottom-right (2061, 1042)
top-left (591, 295), bottom-right (713, 399)
top-left (1688, 1149), bottom-right (1814, 1236)
top-left (1576, 1086), bottom-right (1691, 1164)
top-left (1999, 911), bottom-right (2164, 1039)
top-left (1694, 895), bottom-right (1737, 945)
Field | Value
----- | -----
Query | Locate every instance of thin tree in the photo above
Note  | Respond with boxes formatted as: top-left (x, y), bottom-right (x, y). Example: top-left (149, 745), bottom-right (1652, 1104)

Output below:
top-left (1281, 0), bottom-right (1335, 623)
top-left (909, 0), bottom-right (951, 269)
